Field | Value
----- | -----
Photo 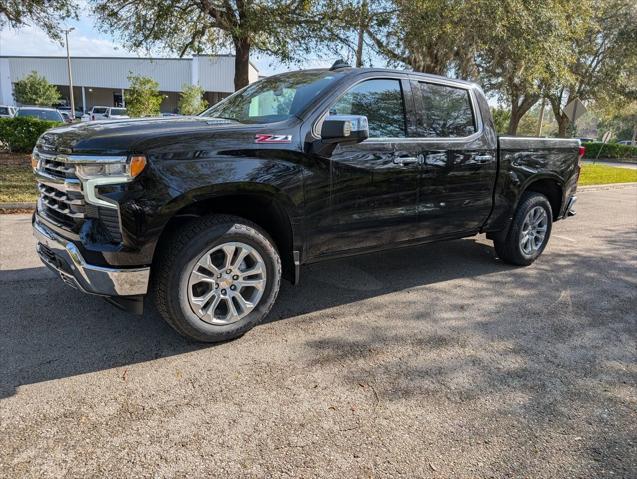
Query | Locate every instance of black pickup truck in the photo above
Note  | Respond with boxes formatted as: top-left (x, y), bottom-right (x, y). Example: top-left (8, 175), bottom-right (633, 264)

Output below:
top-left (32, 64), bottom-right (583, 342)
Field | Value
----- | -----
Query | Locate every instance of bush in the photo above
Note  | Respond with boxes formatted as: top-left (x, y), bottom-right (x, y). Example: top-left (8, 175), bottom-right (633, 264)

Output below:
top-left (126, 74), bottom-right (163, 117)
top-left (13, 71), bottom-right (61, 106)
top-left (0, 117), bottom-right (62, 153)
top-left (582, 141), bottom-right (637, 159)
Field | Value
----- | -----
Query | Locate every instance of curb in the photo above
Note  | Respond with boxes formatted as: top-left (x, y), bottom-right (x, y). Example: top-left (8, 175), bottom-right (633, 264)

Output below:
top-left (578, 182), bottom-right (637, 191)
top-left (0, 202), bottom-right (36, 213)
top-left (583, 158), bottom-right (637, 165)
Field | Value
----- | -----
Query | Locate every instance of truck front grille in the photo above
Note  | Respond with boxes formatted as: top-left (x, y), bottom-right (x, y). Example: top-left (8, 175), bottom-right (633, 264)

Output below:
top-left (33, 146), bottom-right (85, 229)
top-left (37, 183), bottom-right (86, 226)
top-left (33, 145), bottom-right (123, 243)
top-left (40, 154), bottom-right (77, 179)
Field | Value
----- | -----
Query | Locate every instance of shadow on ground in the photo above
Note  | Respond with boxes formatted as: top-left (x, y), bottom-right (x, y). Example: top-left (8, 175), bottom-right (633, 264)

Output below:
top-left (1, 237), bottom-right (506, 398)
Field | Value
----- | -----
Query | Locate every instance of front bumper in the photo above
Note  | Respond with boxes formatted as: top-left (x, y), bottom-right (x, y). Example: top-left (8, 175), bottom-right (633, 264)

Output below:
top-left (33, 217), bottom-right (150, 297)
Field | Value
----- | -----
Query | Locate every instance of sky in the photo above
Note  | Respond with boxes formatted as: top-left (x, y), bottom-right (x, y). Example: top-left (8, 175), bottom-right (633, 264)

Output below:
top-left (0, 10), bottom-right (350, 77)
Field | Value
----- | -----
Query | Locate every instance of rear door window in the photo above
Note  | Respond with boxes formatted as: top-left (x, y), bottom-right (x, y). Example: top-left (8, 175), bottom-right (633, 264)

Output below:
top-left (330, 79), bottom-right (407, 138)
top-left (417, 82), bottom-right (476, 138)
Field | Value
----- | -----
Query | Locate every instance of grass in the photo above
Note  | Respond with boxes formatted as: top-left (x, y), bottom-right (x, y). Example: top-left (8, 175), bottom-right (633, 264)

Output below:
top-left (0, 166), bottom-right (38, 203)
top-left (0, 162), bottom-right (635, 205)
top-left (578, 163), bottom-right (637, 186)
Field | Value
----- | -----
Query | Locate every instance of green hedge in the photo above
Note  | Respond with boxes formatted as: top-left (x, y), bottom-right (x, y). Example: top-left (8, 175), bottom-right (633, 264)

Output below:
top-left (582, 141), bottom-right (637, 159)
top-left (0, 116), bottom-right (62, 153)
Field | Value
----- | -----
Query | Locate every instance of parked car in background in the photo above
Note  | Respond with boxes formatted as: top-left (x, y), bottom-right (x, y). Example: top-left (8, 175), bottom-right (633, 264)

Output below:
top-left (31, 64), bottom-right (583, 343)
top-left (87, 106), bottom-right (130, 120)
top-left (57, 106), bottom-right (84, 119)
top-left (105, 107), bottom-right (129, 119)
top-left (59, 111), bottom-right (73, 123)
top-left (16, 107), bottom-right (64, 122)
top-left (0, 105), bottom-right (17, 118)
top-left (617, 140), bottom-right (635, 146)
top-left (87, 106), bottom-right (109, 120)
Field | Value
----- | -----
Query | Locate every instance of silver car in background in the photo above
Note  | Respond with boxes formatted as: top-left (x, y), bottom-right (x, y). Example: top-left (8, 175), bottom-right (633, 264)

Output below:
top-left (86, 106), bottom-right (129, 121)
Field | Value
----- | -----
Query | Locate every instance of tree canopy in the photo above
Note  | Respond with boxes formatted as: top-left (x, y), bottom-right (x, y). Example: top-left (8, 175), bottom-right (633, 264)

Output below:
top-left (547, 0), bottom-right (637, 137)
top-left (0, 0), bottom-right (78, 42)
top-left (91, 0), bottom-right (337, 90)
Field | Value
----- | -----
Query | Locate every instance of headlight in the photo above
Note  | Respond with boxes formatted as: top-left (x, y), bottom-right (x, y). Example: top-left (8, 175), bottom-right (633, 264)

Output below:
top-left (75, 155), bottom-right (146, 180)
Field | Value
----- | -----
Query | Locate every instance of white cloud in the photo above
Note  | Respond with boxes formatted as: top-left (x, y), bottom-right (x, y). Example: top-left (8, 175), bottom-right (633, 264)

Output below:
top-left (0, 24), bottom-right (135, 57)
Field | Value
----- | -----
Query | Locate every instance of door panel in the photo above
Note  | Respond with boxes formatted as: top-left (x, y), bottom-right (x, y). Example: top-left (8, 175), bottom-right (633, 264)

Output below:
top-left (412, 80), bottom-right (497, 236)
top-left (305, 77), bottom-right (422, 258)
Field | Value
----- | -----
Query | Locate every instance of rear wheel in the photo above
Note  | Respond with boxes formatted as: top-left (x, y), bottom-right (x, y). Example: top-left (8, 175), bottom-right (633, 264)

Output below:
top-left (494, 192), bottom-right (553, 266)
top-left (153, 215), bottom-right (281, 342)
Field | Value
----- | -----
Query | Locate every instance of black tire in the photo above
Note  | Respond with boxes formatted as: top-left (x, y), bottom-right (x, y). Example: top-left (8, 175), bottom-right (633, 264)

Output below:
top-left (152, 214), bottom-right (281, 342)
top-left (494, 192), bottom-right (553, 266)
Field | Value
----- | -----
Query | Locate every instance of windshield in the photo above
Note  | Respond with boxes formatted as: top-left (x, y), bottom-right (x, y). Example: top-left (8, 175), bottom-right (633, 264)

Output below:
top-left (200, 70), bottom-right (347, 124)
top-left (92, 107), bottom-right (107, 114)
top-left (17, 109), bottom-right (63, 122)
top-left (110, 108), bottom-right (128, 116)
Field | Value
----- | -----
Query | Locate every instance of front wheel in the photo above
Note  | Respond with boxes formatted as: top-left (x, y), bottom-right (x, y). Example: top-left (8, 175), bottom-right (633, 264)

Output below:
top-left (494, 192), bottom-right (553, 266)
top-left (153, 215), bottom-right (281, 342)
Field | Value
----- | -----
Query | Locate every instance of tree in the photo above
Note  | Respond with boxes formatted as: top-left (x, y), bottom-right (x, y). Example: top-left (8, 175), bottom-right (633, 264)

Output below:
top-left (476, 0), bottom-right (583, 134)
top-left (547, 0), bottom-right (637, 137)
top-left (597, 102), bottom-right (637, 143)
top-left (0, 0), bottom-right (78, 42)
top-left (178, 84), bottom-right (209, 116)
top-left (125, 75), bottom-right (163, 117)
top-left (491, 107), bottom-right (511, 135)
top-left (362, 1), bottom-right (583, 135)
top-left (13, 71), bottom-right (61, 106)
top-left (363, 0), bottom-right (480, 78)
top-left (91, 0), bottom-right (337, 90)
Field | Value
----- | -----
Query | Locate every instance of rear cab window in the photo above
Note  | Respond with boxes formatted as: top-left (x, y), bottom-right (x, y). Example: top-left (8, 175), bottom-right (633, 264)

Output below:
top-left (416, 82), bottom-right (476, 138)
top-left (92, 107), bottom-right (107, 114)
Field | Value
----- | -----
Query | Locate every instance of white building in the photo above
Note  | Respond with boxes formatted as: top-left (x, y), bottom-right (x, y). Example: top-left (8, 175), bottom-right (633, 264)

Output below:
top-left (0, 55), bottom-right (259, 112)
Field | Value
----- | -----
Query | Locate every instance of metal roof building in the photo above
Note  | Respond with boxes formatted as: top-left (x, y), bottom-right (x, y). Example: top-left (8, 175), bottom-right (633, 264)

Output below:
top-left (0, 55), bottom-right (258, 113)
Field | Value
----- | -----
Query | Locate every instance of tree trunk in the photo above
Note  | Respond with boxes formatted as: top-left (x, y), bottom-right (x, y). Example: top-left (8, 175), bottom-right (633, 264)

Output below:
top-left (233, 38), bottom-right (251, 91)
top-left (556, 116), bottom-right (570, 137)
top-left (355, 0), bottom-right (368, 67)
top-left (507, 93), bottom-right (539, 135)
top-left (507, 107), bottom-right (524, 135)
top-left (548, 95), bottom-right (571, 138)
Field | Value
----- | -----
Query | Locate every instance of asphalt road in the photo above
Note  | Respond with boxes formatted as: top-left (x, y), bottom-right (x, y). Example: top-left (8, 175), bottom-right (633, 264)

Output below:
top-left (1, 186), bottom-right (636, 478)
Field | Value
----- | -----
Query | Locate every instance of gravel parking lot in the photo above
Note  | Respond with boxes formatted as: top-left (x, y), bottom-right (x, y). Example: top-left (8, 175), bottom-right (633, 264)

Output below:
top-left (1, 185), bottom-right (635, 478)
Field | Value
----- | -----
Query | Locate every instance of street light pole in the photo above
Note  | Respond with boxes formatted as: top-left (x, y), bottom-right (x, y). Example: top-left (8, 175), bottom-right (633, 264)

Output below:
top-left (63, 28), bottom-right (76, 119)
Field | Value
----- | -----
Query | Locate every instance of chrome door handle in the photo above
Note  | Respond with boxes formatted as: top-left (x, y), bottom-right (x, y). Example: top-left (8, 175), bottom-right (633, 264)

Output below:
top-left (393, 155), bottom-right (421, 166)
top-left (474, 154), bottom-right (494, 164)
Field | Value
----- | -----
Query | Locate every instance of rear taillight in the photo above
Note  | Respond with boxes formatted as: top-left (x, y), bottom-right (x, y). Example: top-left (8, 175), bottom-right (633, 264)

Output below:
top-left (578, 146), bottom-right (585, 163)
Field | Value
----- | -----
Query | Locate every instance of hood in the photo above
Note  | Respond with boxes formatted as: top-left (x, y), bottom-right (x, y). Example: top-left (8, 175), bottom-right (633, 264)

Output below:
top-left (38, 116), bottom-right (262, 155)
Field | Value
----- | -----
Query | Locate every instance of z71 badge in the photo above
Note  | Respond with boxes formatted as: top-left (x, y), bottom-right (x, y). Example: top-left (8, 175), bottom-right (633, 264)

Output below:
top-left (255, 134), bottom-right (292, 144)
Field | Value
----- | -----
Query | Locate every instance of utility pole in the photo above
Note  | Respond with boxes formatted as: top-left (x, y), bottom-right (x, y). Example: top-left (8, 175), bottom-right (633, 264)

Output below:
top-left (63, 28), bottom-right (76, 119)
top-left (536, 97), bottom-right (546, 137)
top-left (355, 0), bottom-right (368, 68)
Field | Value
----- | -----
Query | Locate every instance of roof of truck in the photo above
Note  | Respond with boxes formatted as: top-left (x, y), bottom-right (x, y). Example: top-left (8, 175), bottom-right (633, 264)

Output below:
top-left (280, 66), bottom-right (478, 88)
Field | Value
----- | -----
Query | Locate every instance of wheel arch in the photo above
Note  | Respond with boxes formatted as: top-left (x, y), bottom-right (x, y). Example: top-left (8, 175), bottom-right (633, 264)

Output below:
top-left (154, 183), bottom-right (301, 283)
top-left (518, 174), bottom-right (564, 221)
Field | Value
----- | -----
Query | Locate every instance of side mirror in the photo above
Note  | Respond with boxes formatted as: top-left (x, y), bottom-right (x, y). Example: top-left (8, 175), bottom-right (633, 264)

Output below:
top-left (320, 115), bottom-right (369, 144)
